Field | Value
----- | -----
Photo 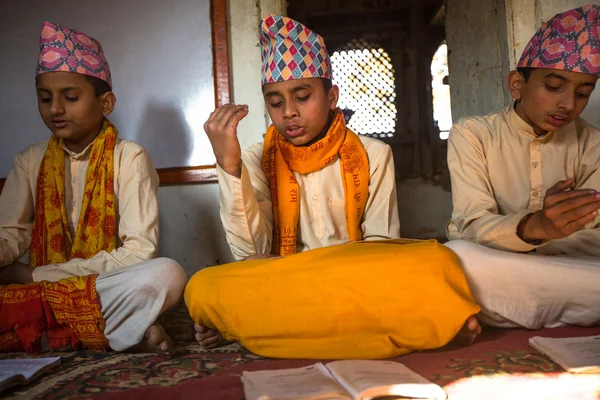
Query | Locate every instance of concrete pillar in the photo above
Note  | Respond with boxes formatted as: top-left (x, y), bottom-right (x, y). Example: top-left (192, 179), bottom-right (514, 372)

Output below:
top-left (446, 0), bottom-right (512, 120)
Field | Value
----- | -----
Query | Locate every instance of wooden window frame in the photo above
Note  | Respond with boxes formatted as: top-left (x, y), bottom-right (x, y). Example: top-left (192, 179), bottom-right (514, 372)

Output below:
top-left (156, 0), bottom-right (229, 185)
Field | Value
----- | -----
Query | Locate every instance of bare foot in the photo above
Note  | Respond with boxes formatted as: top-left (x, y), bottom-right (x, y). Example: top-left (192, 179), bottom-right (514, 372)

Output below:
top-left (449, 315), bottom-right (482, 346)
top-left (194, 322), bottom-right (231, 349)
top-left (130, 323), bottom-right (173, 357)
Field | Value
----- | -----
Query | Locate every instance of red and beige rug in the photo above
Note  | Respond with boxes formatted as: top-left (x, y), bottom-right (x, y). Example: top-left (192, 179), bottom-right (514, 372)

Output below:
top-left (2, 303), bottom-right (599, 399)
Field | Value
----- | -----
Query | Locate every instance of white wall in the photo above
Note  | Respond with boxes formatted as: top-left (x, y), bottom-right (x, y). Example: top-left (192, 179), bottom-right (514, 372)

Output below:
top-left (158, 0), bottom-right (285, 275)
top-left (0, 0), bottom-right (216, 177)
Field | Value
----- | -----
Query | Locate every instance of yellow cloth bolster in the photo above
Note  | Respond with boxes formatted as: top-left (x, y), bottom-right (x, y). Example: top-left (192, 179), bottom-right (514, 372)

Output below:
top-left (185, 239), bottom-right (480, 359)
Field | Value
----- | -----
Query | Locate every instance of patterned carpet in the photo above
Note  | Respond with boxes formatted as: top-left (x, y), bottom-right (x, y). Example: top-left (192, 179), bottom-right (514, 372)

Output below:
top-left (2, 303), bottom-right (599, 399)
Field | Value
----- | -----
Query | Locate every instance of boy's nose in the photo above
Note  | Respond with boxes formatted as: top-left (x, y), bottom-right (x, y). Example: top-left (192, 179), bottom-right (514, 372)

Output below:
top-left (50, 99), bottom-right (65, 115)
top-left (558, 91), bottom-right (575, 112)
top-left (283, 104), bottom-right (298, 119)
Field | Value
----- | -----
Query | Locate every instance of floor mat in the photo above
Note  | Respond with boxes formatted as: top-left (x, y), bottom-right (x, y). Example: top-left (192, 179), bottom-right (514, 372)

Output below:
top-left (2, 303), bottom-right (599, 399)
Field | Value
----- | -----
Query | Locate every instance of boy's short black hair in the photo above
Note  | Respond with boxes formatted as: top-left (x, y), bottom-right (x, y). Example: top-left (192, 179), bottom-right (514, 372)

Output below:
top-left (321, 78), bottom-right (332, 91)
top-left (84, 75), bottom-right (112, 97)
top-left (517, 67), bottom-right (533, 82)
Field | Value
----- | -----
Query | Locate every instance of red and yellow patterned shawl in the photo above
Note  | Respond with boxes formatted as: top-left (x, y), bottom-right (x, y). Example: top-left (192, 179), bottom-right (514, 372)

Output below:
top-left (0, 119), bottom-right (118, 353)
top-left (29, 118), bottom-right (118, 266)
top-left (0, 276), bottom-right (107, 352)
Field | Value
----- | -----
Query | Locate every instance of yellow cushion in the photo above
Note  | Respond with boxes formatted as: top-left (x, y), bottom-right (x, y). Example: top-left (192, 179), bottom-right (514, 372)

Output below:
top-left (185, 239), bottom-right (480, 359)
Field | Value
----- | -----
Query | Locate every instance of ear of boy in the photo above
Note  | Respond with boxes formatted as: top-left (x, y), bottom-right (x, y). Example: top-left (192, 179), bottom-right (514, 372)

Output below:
top-left (204, 104), bottom-right (249, 179)
top-left (100, 92), bottom-right (116, 116)
top-left (517, 178), bottom-right (600, 242)
top-left (508, 70), bottom-right (524, 100)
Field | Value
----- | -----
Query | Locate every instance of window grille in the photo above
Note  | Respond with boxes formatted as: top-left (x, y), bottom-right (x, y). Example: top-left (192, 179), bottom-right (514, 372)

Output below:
top-left (331, 39), bottom-right (396, 138)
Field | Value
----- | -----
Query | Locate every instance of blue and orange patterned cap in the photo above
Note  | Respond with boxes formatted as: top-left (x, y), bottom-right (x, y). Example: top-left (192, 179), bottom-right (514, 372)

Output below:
top-left (518, 4), bottom-right (600, 76)
top-left (259, 14), bottom-right (332, 85)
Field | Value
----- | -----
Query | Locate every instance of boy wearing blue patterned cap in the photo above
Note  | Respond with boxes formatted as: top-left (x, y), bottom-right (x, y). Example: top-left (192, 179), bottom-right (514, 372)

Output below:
top-left (204, 14), bottom-right (400, 262)
top-left (194, 14), bottom-right (482, 352)
top-left (198, 14), bottom-right (402, 349)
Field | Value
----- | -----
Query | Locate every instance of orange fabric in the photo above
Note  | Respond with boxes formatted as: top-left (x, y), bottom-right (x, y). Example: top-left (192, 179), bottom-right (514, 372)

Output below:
top-left (262, 109), bottom-right (369, 255)
top-left (0, 275), bottom-right (108, 353)
top-left (29, 118), bottom-right (118, 267)
top-left (185, 239), bottom-right (481, 359)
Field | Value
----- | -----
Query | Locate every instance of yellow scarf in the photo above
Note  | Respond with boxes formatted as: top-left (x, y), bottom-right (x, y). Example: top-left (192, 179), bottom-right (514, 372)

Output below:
top-left (29, 119), bottom-right (118, 267)
top-left (262, 108), bottom-right (369, 256)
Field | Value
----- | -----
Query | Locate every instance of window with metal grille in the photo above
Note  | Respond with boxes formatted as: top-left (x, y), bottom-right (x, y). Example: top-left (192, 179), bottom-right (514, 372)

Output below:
top-left (331, 39), bottom-right (397, 138)
top-left (431, 42), bottom-right (452, 140)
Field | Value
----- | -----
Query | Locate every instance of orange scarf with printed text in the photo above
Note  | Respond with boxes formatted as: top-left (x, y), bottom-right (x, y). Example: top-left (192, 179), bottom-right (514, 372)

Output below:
top-left (262, 109), bottom-right (369, 256)
top-left (29, 119), bottom-right (118, 267)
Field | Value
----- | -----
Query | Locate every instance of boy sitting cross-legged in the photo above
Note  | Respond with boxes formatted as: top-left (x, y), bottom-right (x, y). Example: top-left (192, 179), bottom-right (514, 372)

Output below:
top-left (0, 21), bottom-right (186, 355)
top-left (185, 15), bottom-right (481, 359)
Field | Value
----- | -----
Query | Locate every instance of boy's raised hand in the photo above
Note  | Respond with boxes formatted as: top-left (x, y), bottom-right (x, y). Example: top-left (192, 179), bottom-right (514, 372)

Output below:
top-left (517, 178), bottom-right (600, 242)
top-left (204, 104), bottom-right (249, 178)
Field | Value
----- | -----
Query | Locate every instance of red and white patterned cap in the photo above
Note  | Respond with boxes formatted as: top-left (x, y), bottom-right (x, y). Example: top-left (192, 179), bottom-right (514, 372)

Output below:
top-left (36, 21), bottom-right (112, 88)
top-left (517, 4), bottom-right (600, 76)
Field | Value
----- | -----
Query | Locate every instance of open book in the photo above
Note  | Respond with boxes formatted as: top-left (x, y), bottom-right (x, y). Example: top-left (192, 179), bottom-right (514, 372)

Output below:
top-left (242, 360), bottom-right (447, 400)
top-left (0, 357), bottom-right (61, 392)
top-left (530, 334), bottom-right (600, 373)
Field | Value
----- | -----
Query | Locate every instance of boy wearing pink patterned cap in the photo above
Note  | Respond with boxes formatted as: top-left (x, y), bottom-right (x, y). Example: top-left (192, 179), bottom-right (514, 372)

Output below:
top-left (446, 5), bottom-right (600, 329)
top-left (0, 22), bottom-right (186, 355)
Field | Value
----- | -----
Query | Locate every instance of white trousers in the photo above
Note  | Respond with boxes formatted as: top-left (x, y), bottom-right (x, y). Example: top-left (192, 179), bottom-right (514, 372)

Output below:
top-left (96, 258), bottom-right (187, 350)
top-left (445, 240), bottom-right (600, 329)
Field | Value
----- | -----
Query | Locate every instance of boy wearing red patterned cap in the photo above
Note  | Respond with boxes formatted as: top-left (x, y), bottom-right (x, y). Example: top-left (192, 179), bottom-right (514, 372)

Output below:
top-left (446, 4), bottom-right (600, 329)
top-left (0, 22), bottom-right (186, 355)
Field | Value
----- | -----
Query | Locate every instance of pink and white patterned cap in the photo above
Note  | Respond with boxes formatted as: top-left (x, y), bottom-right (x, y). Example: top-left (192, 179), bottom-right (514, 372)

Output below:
top-left (259, 14), bottom-right (332, 85)
top-left (36, 21), bottom-right (112, 88)
top-left (517, 4), bottom-right (600, 76)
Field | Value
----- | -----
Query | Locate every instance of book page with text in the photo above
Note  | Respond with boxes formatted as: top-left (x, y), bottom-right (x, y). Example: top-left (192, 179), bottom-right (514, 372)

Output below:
top-left (530, 335), bottom-right (600, 373)
top-left (325, 360), bottom-right (447, 400)
top-left (242, 363), bottom-right (353, 400)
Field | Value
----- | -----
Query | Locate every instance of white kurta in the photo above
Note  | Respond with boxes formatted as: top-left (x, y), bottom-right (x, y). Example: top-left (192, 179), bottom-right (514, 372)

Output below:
top-left (0, 138), bottom-right (160, 281)
top-left (446, 105), bottom-right (600, 328)
top-left (0, 136), bottom-right (186, 350)
top-left (218, 135), bottom-right (401, 260)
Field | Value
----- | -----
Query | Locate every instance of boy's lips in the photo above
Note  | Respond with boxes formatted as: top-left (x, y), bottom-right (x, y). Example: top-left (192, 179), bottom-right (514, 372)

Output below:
top-left (51, 119), bottom-right (69, 129)
top-left (547, 114), bottom-right (569, 127)
top-left (285, 126), bottom-right (305, 137)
